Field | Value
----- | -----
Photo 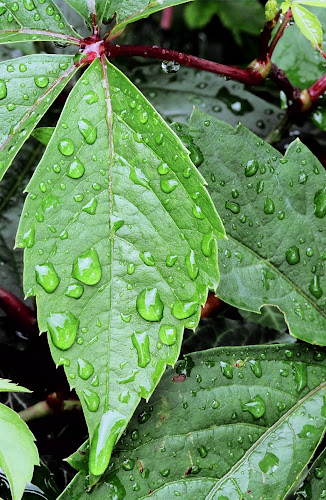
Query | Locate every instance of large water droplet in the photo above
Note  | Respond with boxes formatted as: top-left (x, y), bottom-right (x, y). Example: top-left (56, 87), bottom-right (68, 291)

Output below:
top-left (245, 159), bottom-right (259, 177)
top-left (66, 158), bottom-right (85, 178)
top-left (225, 200), bottom-right (240, 214)
top-left (89, 410), bottom-right (127, 476)
top-left (132, 332), bottom-right (151, 368)
top-left (22, 226), bottom-right (35, 248)
top-left (192, 204), bottom-right (205, 219)
top-left (139, 251), bottom-right (155, 266)
top-left (41, 194), bottom-right (61, 213)
top-left (166, 255), bottom-right (177, 267)
top-left (82, 197), bottom-right (97, 215)
top-left (0, 80), bottom-right (7, 100)
top-left (220, 361), bottom-right (233, 379)
top-left (309, 275), bottom-right (323, 299)
top-left (160, 178), bottom-right (178, 193)
top-left (78, 118), bottom-right (97, 145)
top-left (129, 167), bottom-right (150, 189)
top-left (185, 249), bottom-right (199, 280)
top-left (47, 311), bottom-right (79, 350)
top-left (78, 358), bottom-right (94, 380)
top-left (58, 138), bottom-right (74, 156)
top-left (35, 263), bottom-right (60, 293)
top-left (172, 299), bottom-right (198, 319)
top-left (83, 389), bottom-right (100, 411)
top-left (285, 246), bottom-right (300, 265)
top-left (314, 187), bottom-right (326, 219)
top-left (292, 362), bottom-right (307, 393)
top-left (34, 76), bottom-right (49, 88)
top-left (65, 283), bottom-right (84, 298)
top-left (264, 198), bottom-right (275, 214)
top-left (72, 247), bottom-right (102, 285)
top-left (23, 0), bottom-right (35, 10)
top-left (241, 395), bottom-right (265, 419)
top-left (249, 359), bottom-right (262, 378)
top-left (201, 232), bottom-right (214, 257)
top-left (83, 90), bottom-right (99, 104)
top-left (136, 288), bottom-right (164, 321)
top-left (159, 325), bottom-right (177, 345)
top-left (259, 452), bottom-right (279, 474)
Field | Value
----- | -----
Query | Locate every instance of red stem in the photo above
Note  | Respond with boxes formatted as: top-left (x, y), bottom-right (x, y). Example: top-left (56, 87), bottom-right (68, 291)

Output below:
top-left (106, 44), bottom-right (263, 85)
top-left (0, 288), bottom-right (37, 336)
top-left (161, 7), bottom-right (174, 30)
top-left (268, 9), bottom-right (293, 58)
top-left (308, 74), bottom-right (326, 104)
top-left (258, 10), bottom-right (281, 62)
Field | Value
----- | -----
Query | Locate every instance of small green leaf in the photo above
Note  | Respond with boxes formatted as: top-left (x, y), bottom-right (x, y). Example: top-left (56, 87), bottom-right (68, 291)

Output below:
top-left (292, 3), bottom-right (323, 48)
top-left (0, 54), bottom-right (78, 180)
top-left (188, 109), bottom-right (326, 345)
top-left (17, 58), bottom-right (224, 477)
top-left (295, 447), bottom-right (326, 498)
top-left (58, 344), bottom-right (326, 499)
top-left (0, 378), bottom-right (31, 392)
top-left (32, 127), bottom-right (54, 146)
top-left (0, 0), bottom-right (80, 44)
top-left (0, 403), bottom-right (39, 500)
top-left (64, 0), bottom-right (109, 25)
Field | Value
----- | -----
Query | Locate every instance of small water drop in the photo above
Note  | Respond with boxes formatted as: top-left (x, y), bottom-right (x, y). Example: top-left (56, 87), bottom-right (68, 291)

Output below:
top-left (47, 311), bottom-right (79, 350)
top-left (249, 359), bottom-right (262, 377)
top-left (157, 162), bottom-right (170, 175)
top-left (185, 249), bottom-right (199, 280)
top-left (83, 388), bottom-right (100, 412)
top-left (65, 283), bottom-right (84, 299)
top-left (192, 204), bottom-right (205, 219)
top-left (136, 288), bottom-right (164, 322)
top-left (225, 200), bottom-right (240, 214)
top-left (166, 254), bottom-right (177, 267)
top-left (245, 159), bottom-right (259, 177)
top-left (82, 197), bottom-right (97, 215)
top-left (314, 187), bottom-right (326, 219)
top-left (172, 299), bottom-right (198, 319)
top-left (159, 324), bottom-right (177, 345)
top-left (83, 90), bottom-right (99, 104)
top-left (34, 76), bottom-right (49, 88)
top-left (160, 177), bottom-right (178, 193)
top-left (22, 226), bottom-right (35, 248)
top-left (72, 247), bottom-right (102, 285)
top-left (264, 198), bottom-right (275, 214)
top-left (241, 395), bottom-right (265, 419)
top-left (58, 138), bottom-right (74, 156)
top-left (0, 80), bottom-right (6, 100)
top-left (285, 246), bottom-right (300, 265)
top-left (78, 118), bottom-right (97, 145)
top-left (220, 361), bottom-right (233, 379)
top-left (139, 251), bottom-right (155, 266)
top-left (309, 275), bottom-right (323, 299)
top-left (35, 263), bottom-right (60, 293)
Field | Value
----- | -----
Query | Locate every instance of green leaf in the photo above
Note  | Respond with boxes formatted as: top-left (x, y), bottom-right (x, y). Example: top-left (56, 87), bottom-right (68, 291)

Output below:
top-left (296, 0), bottom-right (326, 7)
top-left (272, 7), bottom-right (326, 87)
top-left (17, 58), bottom-right (224, 476)
top-left (32, 126), bottom-right (55, 146)
top-left (0, 403), bottom-right (39, 500)
top-left (0, 378), bottom-right (31, 392)
top-left (0, 0), bottom-right (80, 44)
top-left (58, 344), bottom-right (326, 499)
top-left (238, 305), bottom-right (288, 332)
top-left (64, 0), bottom-right (109, 26)
top-left (295, 447), bottom-right (326, 498)
top-left (107, 0), bottom-right (194, 38)
top-left (188, 109), bottom-right (326, 345)
top-left (292, 4), bottom-right (323, 48)
top-left (0, 54), bottom-right (78, 180)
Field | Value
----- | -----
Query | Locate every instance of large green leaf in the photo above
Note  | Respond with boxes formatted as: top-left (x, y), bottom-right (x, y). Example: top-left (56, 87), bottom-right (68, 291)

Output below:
top-left (291, 3), bottom-right (323, 48)
top-left (272, 7), bottom-right (326, 87)
top-left (0, 402), bottom-right (38, 500)
top-left (17, 57), bottom-right (224, 476)
top-left (0, 0), bottom-right (80, 44)
top-left (59, 344), bottom-right (326, 499)
top-left (187, 109), bottom-right (326, 345)
top-left (0, 54), bottom-right (78, 180)
top-left (296, 447), bottom-right (326, 498)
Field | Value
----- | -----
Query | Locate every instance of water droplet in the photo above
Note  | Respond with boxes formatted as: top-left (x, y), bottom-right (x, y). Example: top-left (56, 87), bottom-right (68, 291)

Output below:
top-left (315, 468), bottom-right (324, 479)
top-left (111, 215), bottom-right (124, 233)
top-left (122, 459), bottom-right (135, 471)
top-left (41, 194), bottom-right (61, 213)
top-left (83, 91), bottom-right (98, 104)
top-left (286, 246), bottom-right (300, 265)
top-left (158, 162), bottom-right (170, 175)
top-left (241, 395), bottom-right (265, 419)
top-left (162, 60), bottom-right (180, 73)
top-left (66, 158), bottom-right (85, 178)
top-left (225, 201), bottom-right (240, 214)
top-left (35, 263), bottom-right (60, 293)
top-left (309, 275), bottom-right (323, 299)
top-left (172, 299), bottom-right (198, 319)
top-left (185, 249), bottom-right (199, 280)
top-left (83, 388), bottom-right (100, 412)
top-left (47, 311), bottom-right (79, 350)
top-left (129, 167), bottom-right (150, 189)
top-left (192, 204), bottom-right (205, 219)
top-left (264, 198), bottom-right (275, 214)
top-left (0, 80), bottom-right (7, 100)
top-left (292, 362), bottom-right (307, 393)
top-left (249, 359), bottom-right (262, 377)
top-left (136, 288), bottom-right (163, 321)
top-left (245, 160), bottom-right (259, 177)
top-left (231, 188), bottom-right (239, 199)
top-left (160, 177), bottom-right (178, 193)
top-left (259, 452), bottom-right (279, 474)
top-left (139, 251), bottom-right (155, 266)
top-left (22, 226), bottom-right (35, 248)
top-left (220, 361), bottom-right (233, 379)
top-left (314, 187), bottom-right (326, 219)
top-left (78, 118), bottom-right (97, 145)
top-left (159, 325), bottom-right (177, 345)
top-left (82, 197), bottom-right (97, 215)
top-left (23, 0), bottom-right (35, 10)
top-left (198, 446), bottom-right (208, 458)
top-left (77, 358), bottom-right (94, 380)
top-left (166, 255), bottom-right (177, 267)
top-left (72, 248), bottom-right (102, 285)
top-left (212, 400), bottom-right (219, 409)
top-left (118, 391), bottom-right (130, 404)
top-left (127, 263), bottom-right (135, 275)
top-left (58, 138), bottom-right (74, 156)
top-left (65, 283), bottom-right (84, 298)
top-left (34, 76), bottom-right (49, 88)
top-left (120, 313), bottom-right (131, 323)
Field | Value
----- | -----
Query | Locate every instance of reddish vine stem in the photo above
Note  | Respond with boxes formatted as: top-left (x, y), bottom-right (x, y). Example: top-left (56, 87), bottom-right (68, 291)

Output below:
top-left (308, 74), bottom-right (326, 104)
top-left (268, 8), bottom-right (293, 58)
top-left (105, 44), bottom-right (264, 85)
top-left (258, 10), bottom-right (281, 62)
top-left (0, 288), bottom-right (37, 336)
top-left (161, 6), bottom-right (174, 30)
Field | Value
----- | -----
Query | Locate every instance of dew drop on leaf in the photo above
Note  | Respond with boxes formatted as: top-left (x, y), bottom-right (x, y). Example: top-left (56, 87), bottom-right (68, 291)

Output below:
top-left (225, 201), bottom-right (240, 214)
top-left (34, 76), bottom-right (49, 88)
top-left (245, 159), bottom-right (259, 177)
top-left (77, 358), bottom-right (95, 380)
top-left (82, 389), bottom-right (100, 411)
top-left (249, 359), bottom-right (263, 378)
top-left (192, 204), bottom-right (205, 219)
top-left (309, 275), bottom-right (323, 299)
top-left (23, 0), bottom-right (35, 10)
top-left (157, 162), bottom-right (170, 175)
top-left (64, 283), bottom-right (84, 299)
top-left (201, 232), bottom-right (214, 257)
top-left (82, 197), bottom-right (97, 215)
top-left (259, 452), bottom-right (279, 474)
top-left (78, 118), bottom-right (97, 145)
top-left (47, 311), bottom-right (79, 350)
top-left (264, 197), bottom-right (275, 214)
top-left (241, 395), bottom-right (265, 419)
top-left (136, 288), bottom-right (164, 322)
top-left (314, 187), bottom-right (326, 219)
top-left (35, 263), bottom-right (60, 293)
top-left (160, 177), bottom-right (178, 193)
top-left (22, 226), bottom-right (35, 248)
top-left (285, 246), bottom-right (300, 265)
top-left (83, 91), bottom-right (99, 104)
top-left (159, 325), bottom-right (177, 346)
top-left (139, 251), bottom-right (155, 266)
top-left (220, 361), bottom-right (233, 379)
top-left (58, 138), bottom-right (74, 156)
top-left (166, 255), bottom-right (177, 267)
top-left (172, 299), bottom-right (198, 320)
top-left (185, 249), bottom-right (199, 280)
top-left (66, 158), bottom-right (85, 179)
top-left (72, 247), bottom-right (102, 285)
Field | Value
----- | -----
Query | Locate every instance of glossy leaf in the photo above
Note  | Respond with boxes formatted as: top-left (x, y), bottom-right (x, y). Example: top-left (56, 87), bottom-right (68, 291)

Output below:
top-left (0, 403), bottom-right (38, 500)
top-left (59, 344), bottom-right (326, 499)
top-left (188, 109), bottom-right (326, 345)
top-left (292, 4), bottom-right (323, 48)
top-left (0, 54), bottom-right (78, 180)
top-left (0, 378), bottom-right (31, 392)
top-left (295, 447), bottom-right (326, 498)
top-left (17, 58), bottom-right (224, 476)
top-left (272, 7), bottom-right (326, 87)
top-left (0, 0), bottom-right (80, 44)
top-left (296, 0), bottom-right (326, 7)
top-left (32, 126), bottom-right (55, 146)
top-left (238, 305), bottom-right (288, 333)
top-left (64, 0), bottom-right (109, 26)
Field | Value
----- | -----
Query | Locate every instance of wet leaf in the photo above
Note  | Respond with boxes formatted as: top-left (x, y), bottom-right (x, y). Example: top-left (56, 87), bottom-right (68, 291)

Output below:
top-left (0, 54), bottom-right (78, 180)
top-left (0, 378), bottom-right (31, 392)
top-left (58, 344), bottom-right (326, 499)
top-left (292, 4), bottom-right (323, 48)
top-left (0, 0), bottom-right (80, 44)
top-left (17, 58), bottom-right (224, 476)
top-left (188, 109), bottom-right (326, 345)
top-left (0, 403), bottom-right (38, 500)
top-left (295, 447), bottom-right (326, 498)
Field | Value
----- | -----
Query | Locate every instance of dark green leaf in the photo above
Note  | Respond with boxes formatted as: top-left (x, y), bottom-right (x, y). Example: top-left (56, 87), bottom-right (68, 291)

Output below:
top-left (17, 58), bottom-right (224, 476)
top-left (59, 344), bottom-right (326, 499)
top-left (295, 447), bottom-right (326, 498)
top-left (0, 54), bottom-right (78, 180)
top-left (32, 127), bottom-right (54, 146)
top-left (0, 0), bottom-right (80, 44)
top-left (238, 305), bottom-right (288, 332)
top-left (189, 109), bottom-right (326, 345)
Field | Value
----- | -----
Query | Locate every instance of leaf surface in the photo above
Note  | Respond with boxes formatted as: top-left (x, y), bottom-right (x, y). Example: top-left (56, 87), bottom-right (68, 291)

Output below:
top-left (0, 54), bottom-right (78, 180)
top-left (295, 447), bottom-right (326, 498)
top-left (0, 0), bottom-right (80, 44)
top-left (292, 3), bottom-right (323, 48)
top-left (0, 402), bottom-right (38, 500)
top-left (0, 378), bottom-right (31, 392)
top-left (58, 344), bottom-right (326, 499)
top-left (17, 57), bottom-right (224, 476)
top-left (188, 109), bottom-right (326, 345)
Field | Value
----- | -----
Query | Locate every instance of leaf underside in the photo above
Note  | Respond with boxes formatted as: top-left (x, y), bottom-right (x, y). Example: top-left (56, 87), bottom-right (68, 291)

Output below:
top-left (59, 344), bottom-right (326, 499)
top-left (17, 57), bottom-right (224, 476)
top-left (187, 109), bottom-right (326, 345)
top-left (0, 0), bottom-right (80, 44)
top-left (0, 54), bottom-right (78, 180)
top-left (0, 403), bottom-right (38, 500)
